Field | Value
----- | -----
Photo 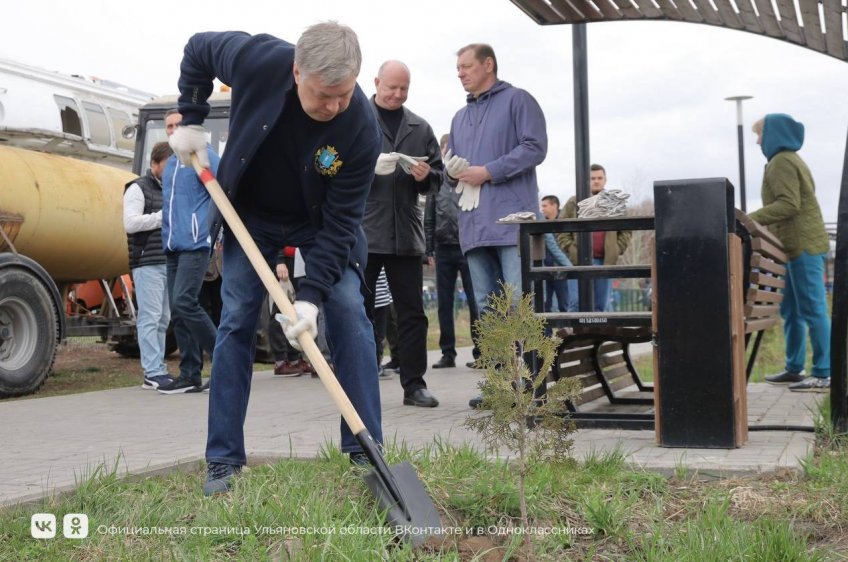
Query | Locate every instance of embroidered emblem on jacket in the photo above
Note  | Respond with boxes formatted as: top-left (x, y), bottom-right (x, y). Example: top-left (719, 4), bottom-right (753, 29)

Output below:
top-left (314, 145), bottom-right (343, 177)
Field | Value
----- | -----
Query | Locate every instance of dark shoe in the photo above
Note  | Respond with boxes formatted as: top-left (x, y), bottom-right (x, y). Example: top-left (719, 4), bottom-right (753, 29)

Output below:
top-left (157, 378), bottom-right (202, 394)
top-left (403, 388), bottom-right (439, 408)
top-left (142, 374), bottom-right (173, 390)
top-left (378, 367), bottom-right (393, 380)
top-left (469, 394), bottom-right (484, 409)
top-left (203, 462), bottom-right (242, 496)
top-left (766, 370), bottom-right (806, 384)
top-left (349, 452), bottom-right (369, 466)
top-left (382, 359), bottom-right (400, 372)
top-left (432, 355), bottom-right (456, 369)
top-left (274, 360), bottom-right (303, 377)
top-left (789, 376), bottom-right (830, 393)
top-left (466, 360), bottom-right (484, 369)
top-left (200, 380), bottom-right (210, 392)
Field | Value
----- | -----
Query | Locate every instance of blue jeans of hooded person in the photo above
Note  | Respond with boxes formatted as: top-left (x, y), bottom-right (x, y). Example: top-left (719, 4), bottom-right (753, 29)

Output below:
top-left (592, 257), bottom-right (612, 312)
top-left (132, 264), bottom-right (170, 378)
top-left (782, 251), bottom-right (831, 378)
top-left (435, 243), bottom-right (480, 360)
top-left (466, 245), bottom-right (522, 314)
top-left (205, 214), bottom-right (383, 466)
top-left (166, 250), bottom-right (218, 383)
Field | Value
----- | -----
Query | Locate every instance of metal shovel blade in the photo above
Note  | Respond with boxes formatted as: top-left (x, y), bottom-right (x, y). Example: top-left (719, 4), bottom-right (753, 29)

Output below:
top-left (363, 460), bottom-right (443, 548)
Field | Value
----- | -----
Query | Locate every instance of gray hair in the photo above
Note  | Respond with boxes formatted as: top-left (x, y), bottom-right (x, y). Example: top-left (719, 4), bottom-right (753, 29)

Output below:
top-left (295, 21), bottom-right (361, 85)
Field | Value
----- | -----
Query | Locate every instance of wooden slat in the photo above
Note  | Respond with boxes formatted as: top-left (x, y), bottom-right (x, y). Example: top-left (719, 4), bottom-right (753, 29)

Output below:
top-left (575, 384), bottom-right (606, 404)
top-left (713, 0), bottom-right (745, 29)
top-left (588, 0), bottom-right (625, 19)
top-left (655, 0), bottom-right (685, 20)
top-left (744, 303), bottom-right (781, 319)
top-left (735, 0), bottom-right (764, 32)
top-left (750, 253), bottom-right (787, 276)
top-left (671, 0), bottom-right (705, 22)
top-left (608, 374), bottom-right (635, 393)
top-left (632, 0), bottom-right (664, 17)
top-left (690, 0), bottom-right (724, 24)
top-left (549, 0), bottom-right (594, 20)
top-left (751, 0), bottom-right (785, 37)
top-left (798, 0), bottom-right (827, 52)
top-left (752, 236), bottom-right (787, 263)
top-left (559, 361), bottom-right (597, 378)
top-left (745, 316), bottom-right (782, 333)
top-left (750, 271), bottom-right (785, 290)
top-left (608, 0), bottom-right (645, 18)
top-left (601, 364), bottom-right (633, 382)
top-left (774, 0), bottom-right (806, 44)
top-left (822, 0), bottom-right (846, 59)
top-left (572, 0), bottom-right (614, 20)
top-left (746, 287), bottom-right (783, 304)
top-left (729, 235), bottom-right (748, 446)
top-left (513, 0), bottom-right (571, 22)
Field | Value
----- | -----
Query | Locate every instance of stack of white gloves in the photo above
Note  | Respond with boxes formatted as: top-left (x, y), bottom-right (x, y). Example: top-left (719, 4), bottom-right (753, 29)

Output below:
top-left (443, 150), bottom-right (479, 211)
top-left (374, 152), bottom-right (428, 175)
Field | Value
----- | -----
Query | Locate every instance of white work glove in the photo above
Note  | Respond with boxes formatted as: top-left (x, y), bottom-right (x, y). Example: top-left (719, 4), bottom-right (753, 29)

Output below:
top-left (456, 182), bottom-right (481, 211)
top-left (393, 152), bottom-right (428, 175)
top-left (374, 153), bottom-right (400, 175)
top-left (443, 149), bottom-right (469, 179)
top-left (168, 125), bottom-right (210, 168)
top-left (275, 301), bottom-right (318, 351)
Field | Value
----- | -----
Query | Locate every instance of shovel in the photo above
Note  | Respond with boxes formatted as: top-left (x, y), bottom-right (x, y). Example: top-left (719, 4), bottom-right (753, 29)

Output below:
top-left (191, 156), bottom-right (442, 547)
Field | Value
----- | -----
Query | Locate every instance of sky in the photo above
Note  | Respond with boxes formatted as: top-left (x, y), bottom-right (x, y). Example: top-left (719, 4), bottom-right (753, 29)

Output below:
top-left (4, 0), bottom-right (848, 221)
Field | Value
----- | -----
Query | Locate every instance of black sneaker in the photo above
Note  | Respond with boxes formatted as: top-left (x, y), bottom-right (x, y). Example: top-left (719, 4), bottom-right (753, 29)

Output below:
top-left (765, 370), bottom-right (806, 385)
top-left (203, 462), bottom-right (242, 496)
top-left (157, 378), bottom-right (202, 394)
top-left (382, 359), bottom-right (400, 372)
top-left (469, 394), bottom-right (484, 409)
top-left (789, 376), bottom-right (830, 393)
top-left (142, 374), bottom-right (173, 390)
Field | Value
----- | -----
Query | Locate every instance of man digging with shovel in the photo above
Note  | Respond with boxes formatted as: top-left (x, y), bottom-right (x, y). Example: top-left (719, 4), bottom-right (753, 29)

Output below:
top-left (169, 22), bottom-right (384, 494)
top-left (170, 23), bottom-right (442, 545)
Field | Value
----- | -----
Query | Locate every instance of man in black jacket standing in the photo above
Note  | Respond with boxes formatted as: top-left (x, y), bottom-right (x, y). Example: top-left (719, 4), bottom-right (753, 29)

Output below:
top-left (365, 60), bottom-right (442, 408)
top-left (424, 134), bottom-right (481, 370)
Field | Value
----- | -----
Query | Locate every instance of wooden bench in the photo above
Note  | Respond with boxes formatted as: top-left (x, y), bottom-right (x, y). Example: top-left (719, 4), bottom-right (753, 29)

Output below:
top-left (548, 211), bottom-right (786, 409)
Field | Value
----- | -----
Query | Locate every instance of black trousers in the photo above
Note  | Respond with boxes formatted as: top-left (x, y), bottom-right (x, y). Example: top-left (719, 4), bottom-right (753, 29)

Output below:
top-left (435, 244), bottom-right (480, 359)
top-left (364, 254), bottom-right (428, 393)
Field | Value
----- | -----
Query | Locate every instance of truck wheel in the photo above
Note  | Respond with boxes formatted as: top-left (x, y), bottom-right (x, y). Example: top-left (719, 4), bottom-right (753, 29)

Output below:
top-left (0, 268), bottom-right (59, 396)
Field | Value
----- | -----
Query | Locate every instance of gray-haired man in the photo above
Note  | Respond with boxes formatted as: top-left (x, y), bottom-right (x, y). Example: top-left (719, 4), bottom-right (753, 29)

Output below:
top-left (169, 22), bottom-right (384, 495)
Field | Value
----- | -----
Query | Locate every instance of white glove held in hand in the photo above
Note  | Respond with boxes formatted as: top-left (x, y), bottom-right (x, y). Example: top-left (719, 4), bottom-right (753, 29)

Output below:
top-left (374, 153), bottom-right (400, 175)
top-left (443, 149), bottom-right (469, 179)
top-left (168, 125), bottom-right (210, 167)
top-left (275, 301), bottom-right (318, 351)
top-left (393, 152), bottom-right (428, 175)
top-left (456, 182), bottom-right (481, 211)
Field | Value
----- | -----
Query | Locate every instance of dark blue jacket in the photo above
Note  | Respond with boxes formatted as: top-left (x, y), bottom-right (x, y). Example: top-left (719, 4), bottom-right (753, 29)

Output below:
top-left (176, 31), bottom-right (381, 305)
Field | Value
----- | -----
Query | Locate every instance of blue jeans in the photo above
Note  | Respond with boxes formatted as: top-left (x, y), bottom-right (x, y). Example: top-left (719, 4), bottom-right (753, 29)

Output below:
top-left (206, 215), bottom-right (382, 466)
top-left (782, 252), bottom-right (831, 378)
top-left (167, 250), bottom-right (218, 383)
top-left (592, 257), bottom-right (612, 312)
top-left (544, 278), bottom-right (578, 312)
top-left (132, 264), bottom-right (170, 378)
top-left (466, 245), bottom-right (522, 314)
top-left (435, 244), bottom-right (480, 359)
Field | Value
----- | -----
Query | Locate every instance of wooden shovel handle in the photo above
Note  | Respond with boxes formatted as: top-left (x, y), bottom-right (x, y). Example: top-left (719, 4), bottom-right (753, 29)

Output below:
top-left (191, 155), bottom-right (366, 434)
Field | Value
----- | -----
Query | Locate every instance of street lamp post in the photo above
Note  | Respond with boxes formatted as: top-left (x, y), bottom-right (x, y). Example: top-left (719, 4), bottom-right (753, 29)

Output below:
top-left (725, 95), bottom-right (753, 212)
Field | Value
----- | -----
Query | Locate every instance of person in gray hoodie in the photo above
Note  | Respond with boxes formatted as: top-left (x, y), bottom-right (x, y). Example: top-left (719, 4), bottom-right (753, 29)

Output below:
top-left (445, 43), bottom-right (547, 408)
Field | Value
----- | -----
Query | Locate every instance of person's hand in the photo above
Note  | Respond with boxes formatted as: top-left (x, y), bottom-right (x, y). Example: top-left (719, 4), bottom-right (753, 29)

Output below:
top-left (276, 263), bottom-right (289, 281)
top-left (428, 255), bottom-right (435, 267)
top-left (456, 165), bottom-right (491, 188)
top-left (408, 160), bottom-right (430, 181)
top-left (168, 125), bottom-right (209, 167)
top-left (275, 301), bottom-right (318, 350)
top-left (443, 149), bottom-right (469, 179)
top-left (456, 182), bottom-right (481, 211)
top-left (374, 153), bottom-right (400, 175)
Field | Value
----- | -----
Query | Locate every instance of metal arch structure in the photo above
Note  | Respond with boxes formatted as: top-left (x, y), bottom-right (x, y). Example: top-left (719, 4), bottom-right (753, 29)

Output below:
top-left (509, 0), bottom-right (848, 62)
top-left (508, 0), bottom-right (848, 432)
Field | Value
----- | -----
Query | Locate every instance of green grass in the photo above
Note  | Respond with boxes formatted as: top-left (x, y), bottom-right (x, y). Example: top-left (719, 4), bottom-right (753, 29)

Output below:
top-left (2, 432), bottom-right (844, 560)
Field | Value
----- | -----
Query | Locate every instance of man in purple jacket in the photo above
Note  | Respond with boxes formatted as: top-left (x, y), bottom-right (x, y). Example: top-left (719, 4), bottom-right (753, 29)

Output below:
top-left (445, 43), bottom-right (547, 408)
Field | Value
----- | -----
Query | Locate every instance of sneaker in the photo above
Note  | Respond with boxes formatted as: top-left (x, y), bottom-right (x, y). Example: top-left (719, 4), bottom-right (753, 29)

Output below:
top-left (466, 360), bottom-right (485, 370)
top-left (378, 367), bottom-right (393, 380)
top-left (789, 376), bottom-right (830, 393)
top-left (382, 359), bottom-right (400, 372)
top-left (157, 378), bottom-right (202, 394)
top-left (142, 374), bottom-right (173, 390)
top-left (274, 360), bottom-right (303, 377)
top-left (200, 380), bottom-right (210, 392)
top-left (469, 394), bottom-right (484, 409)
top-left (349, 452), bottom-right (369, 466)
top-left (203, 462), bottom-right (242, 496)
top-left (766, 370), bottom-right (806, 385)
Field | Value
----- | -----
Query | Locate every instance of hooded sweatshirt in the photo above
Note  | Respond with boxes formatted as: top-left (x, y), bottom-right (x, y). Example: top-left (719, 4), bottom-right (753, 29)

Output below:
top-left (748, 113), bottom-right (828, 259)
top-left (447, 80), bottom-right (547, 253)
